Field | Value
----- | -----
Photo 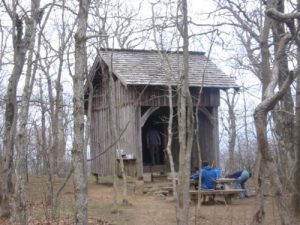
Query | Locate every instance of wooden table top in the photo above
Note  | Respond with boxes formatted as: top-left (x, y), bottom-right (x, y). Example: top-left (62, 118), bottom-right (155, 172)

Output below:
top-left (215, 178), bottom-right (237, 183)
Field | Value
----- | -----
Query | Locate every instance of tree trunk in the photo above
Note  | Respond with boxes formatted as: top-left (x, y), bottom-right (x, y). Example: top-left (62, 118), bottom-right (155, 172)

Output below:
top-left (242, 89), bottom-right (251, 169)
top-left (166, 85), bottom-right (177, 200)
top-left (1, 69), bottom-right (19, 218)
top-left (252, 3), bottom-right (273, 220)
top-left (254, 109), bottom-right (294, 225)
top-left (225, 90), bottom-right (237, 172)
top-left (176, 1), bottom-right (194, 225)
top-left (14, 1), bottom-right (44, 223)
top-left (73, 0), bottom-right (90, 224)
top-left (252, 167), bottom-right (265, 225)
top-left (1, 0), bottom-right (40, 218)
top-left (53, 4), bottom-right (68, 171)
top-left (271, 0), bottom-right (294, 186)
top-left (108, 56), bottom-right (128, 204)
top-left (292, 0), bottom-right (300, 214)
top-left (151, 7), bottom-right (177, 201)
top-left (38, 76), bottom-right (55, 219)
top-left (254, 70), bottom-right (295, 225)
top-left (293, 66), bottom-right (300, 216)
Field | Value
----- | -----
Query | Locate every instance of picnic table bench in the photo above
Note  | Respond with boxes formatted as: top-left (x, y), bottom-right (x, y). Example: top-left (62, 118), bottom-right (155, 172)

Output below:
top-left (189, 189), bottom-right (245, 204)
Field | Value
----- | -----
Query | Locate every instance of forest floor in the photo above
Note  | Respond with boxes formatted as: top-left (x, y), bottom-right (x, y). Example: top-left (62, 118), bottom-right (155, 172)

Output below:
top-left (0, 175), bottom-right (298, 225)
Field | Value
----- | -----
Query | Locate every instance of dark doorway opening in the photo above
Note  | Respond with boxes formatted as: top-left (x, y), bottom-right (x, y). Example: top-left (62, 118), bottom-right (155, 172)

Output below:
top-left (141, 106), bottom-right (180, 174)
top-left (140, 105), bottom-right (217, 175)
top-left (142, 107), bottom-right (168, 166)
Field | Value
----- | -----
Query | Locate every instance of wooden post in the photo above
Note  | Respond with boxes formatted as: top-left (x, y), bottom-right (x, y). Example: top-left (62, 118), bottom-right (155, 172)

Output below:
top-left (212, 106), bottom-right (219, 166)
top-left (136, 106), bottom-right (143, 178)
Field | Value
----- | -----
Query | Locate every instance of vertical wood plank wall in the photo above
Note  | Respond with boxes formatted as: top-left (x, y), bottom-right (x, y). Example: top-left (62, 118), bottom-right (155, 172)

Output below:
top-left (90, 76), bottom-right (141, 176)
top-left (191, 109), bottom-right (217, 169)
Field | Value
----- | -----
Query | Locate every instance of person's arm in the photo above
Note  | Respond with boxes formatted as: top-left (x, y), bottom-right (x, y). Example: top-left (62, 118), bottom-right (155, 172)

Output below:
top-left (191, 172), bottom-right (199, 180)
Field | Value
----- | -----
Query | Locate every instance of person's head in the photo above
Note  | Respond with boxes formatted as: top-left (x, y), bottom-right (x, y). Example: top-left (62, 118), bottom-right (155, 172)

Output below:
top-left (202, 161), bottom-right (209, 168)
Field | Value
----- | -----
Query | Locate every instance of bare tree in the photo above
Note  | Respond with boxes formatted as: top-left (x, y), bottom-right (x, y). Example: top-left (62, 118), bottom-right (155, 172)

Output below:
top-left (252, 3), bottom-right (300, 224)
top-left (222, 90), bottom-right (238, 172)
top-left (0, 0), bottom-right (42, 218)
top-left (269, 0), bottom-right (294, 186)
top-left (50, 0), bottom-right (75, 173)
top-left (14, 0), bottom-right (42, 222)
top-left (73, 0), bottom-right (90, 224)
top-left (292, 0), bottom-right (300, 216)
top-left (150, 0), bottom-right (178, 201)
top-left (176, 0), bottom-right (194, 224)
top-left (111, 0), bottom-right (143, 49)
top-left (254, 65), bottom-right (295, 225)
top-left (216, 1), bottom-right (298, 223)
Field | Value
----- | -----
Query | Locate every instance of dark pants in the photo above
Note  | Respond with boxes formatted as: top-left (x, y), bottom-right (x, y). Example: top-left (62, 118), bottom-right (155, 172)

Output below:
top-left (234, 170), bottom-right (250, 198)
top-left (149, 144), bottom-right (160, 165)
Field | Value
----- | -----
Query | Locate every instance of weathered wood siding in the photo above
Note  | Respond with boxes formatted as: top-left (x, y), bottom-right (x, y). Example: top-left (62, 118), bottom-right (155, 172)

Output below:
top-left (137, 86), bottom-right (220, 107)
top-left (190, 108), bottom-right (219, 169)
top-left (90, 72), bottom-right (141, 176)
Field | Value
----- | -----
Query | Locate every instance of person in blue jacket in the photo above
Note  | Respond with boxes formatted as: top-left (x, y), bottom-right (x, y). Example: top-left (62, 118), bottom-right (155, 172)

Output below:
top-left (191, 161), bottom-right (218, 190)
top-left (227, 169), bottom-right (251, 197)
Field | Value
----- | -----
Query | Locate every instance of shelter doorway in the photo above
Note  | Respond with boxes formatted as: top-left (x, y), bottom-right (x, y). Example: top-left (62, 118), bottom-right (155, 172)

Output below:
top-left (141, 106), bottom-right (179, 173)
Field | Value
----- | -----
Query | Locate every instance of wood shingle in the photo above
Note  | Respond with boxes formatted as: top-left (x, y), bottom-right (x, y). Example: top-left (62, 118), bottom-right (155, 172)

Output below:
top-left (97, 49), bottom-right (238, 89)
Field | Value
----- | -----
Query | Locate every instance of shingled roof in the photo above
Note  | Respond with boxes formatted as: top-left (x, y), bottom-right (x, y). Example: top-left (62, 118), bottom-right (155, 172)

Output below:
top-left (94, 49), bottom-right (238, 89)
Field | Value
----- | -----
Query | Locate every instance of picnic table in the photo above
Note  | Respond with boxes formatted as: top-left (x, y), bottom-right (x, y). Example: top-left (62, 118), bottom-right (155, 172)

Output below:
top-left (164, 177), bottom-right (245, 204)
top-left (215, 178), bottom-right (237, 190)
top-left (189, 177), bottom-right (236, 190)
top-left (189, 177), bottom-right (245, 204)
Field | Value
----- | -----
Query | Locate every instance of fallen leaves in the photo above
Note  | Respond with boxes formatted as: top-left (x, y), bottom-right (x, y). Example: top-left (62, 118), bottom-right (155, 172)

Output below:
top-left (0, 218), bottom-right (111, 225)
top-left (30, 218), bottom-right (111, 225)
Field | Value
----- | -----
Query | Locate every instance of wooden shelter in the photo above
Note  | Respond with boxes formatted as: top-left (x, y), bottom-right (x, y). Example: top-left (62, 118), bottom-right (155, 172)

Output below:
top-left (87, 49), bottom-right (238, 178)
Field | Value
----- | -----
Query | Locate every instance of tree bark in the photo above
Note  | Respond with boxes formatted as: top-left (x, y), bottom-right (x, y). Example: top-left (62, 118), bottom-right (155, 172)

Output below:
top-left (254, 71), bottom-right (295, 225)
top-left (52, 0), bottom-right (71, 172)
top-left (292, 0), bottom-right (300, 215)
top-left (73, 0), bottom-right (90, 224)
top-left (1, 0), bottom-right (40, 218)
top-left (252, 167), bottom-right (265, 225)
top-left (293, 61), bottom-right (300, 216)
top-left (176, 1), bottom-right (194, 225)
top-left (150, 7), bottom-right (177, 200)
top-left (224, 90), bottom-right (237, 172)
top-left (166, 86), bottom-right (177, 200)
top-left (14, 1), bottom-right (41, 223)
top-left (271, 0), bottom-right (294, 185)
top-left (252, 2), bottom-right (273, 220)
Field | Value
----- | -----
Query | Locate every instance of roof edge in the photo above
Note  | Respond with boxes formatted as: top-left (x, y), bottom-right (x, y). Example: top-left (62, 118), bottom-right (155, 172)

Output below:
top-left (98, 48), bottom-right (205, 56)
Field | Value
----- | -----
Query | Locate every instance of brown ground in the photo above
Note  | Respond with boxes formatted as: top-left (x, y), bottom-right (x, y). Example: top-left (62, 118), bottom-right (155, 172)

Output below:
top-left (0, 176), bottom-right (298, 225)
top-left (88, 180), bottom-right (281, 225)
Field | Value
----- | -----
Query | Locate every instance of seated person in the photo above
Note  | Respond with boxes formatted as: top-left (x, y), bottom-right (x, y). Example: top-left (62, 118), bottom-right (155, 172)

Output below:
top-left (227, 169), bottom-right (251, 197)
top-left (191, 161), bottom-right (218, 190)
